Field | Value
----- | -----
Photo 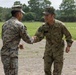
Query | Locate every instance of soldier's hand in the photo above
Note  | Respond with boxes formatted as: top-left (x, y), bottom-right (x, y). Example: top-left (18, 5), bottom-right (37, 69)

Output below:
top-left (18, 44), bottom-right (24, 50)
top-left (32, 36), bottom-right (37, 43)
top-left (65, 46), bottom-right (70, 53)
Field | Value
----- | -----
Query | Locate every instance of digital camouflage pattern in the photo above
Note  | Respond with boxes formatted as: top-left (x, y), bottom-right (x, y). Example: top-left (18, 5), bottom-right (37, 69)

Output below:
top-left (1, 56), bottom-right (18, 75)
top-left (1, 17), bottom-right (33, 75)
top-left (1, 17), bottom-right (33, 57)
top-left (34, 19), bottom-right (73, 75)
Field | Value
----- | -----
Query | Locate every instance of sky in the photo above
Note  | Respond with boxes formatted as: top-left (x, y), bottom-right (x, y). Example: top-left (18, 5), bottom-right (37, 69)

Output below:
top-left (0, 0), bottom-right (62, 9)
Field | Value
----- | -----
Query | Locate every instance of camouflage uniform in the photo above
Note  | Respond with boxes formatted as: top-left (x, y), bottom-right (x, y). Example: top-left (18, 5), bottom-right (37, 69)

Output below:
top-left (1, 16), bottom-right (33, 75)
top-left (34, 19), bottom-right (73, 75)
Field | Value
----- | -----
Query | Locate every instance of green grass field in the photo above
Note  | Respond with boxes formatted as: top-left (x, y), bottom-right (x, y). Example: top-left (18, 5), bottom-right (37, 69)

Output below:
top-left (0, 22), bottom-right (76, 40)
top-left (65, 22), bottom-right (76, 40)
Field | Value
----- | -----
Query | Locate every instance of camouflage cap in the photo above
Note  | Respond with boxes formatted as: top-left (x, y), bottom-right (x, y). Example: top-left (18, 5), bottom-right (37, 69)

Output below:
top-left (43, 6), bottom-right (55, 15)
top-left (12, 5), bottom-right (25, 14)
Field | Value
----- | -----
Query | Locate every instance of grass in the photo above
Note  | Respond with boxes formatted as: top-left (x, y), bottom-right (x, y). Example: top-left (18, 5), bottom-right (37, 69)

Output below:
top-left (23, 22), bottom-right (42, 36)
top-left (0, 22), bottom-right (3, 38)
top-left (0, 22), bottom-right (76, 40)
top-left (65, 22), bottom-right (76, 40)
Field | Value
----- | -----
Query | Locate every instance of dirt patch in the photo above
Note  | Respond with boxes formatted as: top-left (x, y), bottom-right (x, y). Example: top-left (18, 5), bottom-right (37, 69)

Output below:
top-left (0, 40), bottom-right (76, 75)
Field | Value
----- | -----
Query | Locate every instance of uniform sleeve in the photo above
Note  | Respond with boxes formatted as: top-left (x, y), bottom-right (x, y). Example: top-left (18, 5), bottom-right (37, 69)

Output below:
top-left (34, 26), bottom-right (44, 42)
top-left (1, 25), bottom-right (3, 39)
top-left (19, 25), bottom-right (33, 44)
top-left (62, 25), bottom-right (73, 47)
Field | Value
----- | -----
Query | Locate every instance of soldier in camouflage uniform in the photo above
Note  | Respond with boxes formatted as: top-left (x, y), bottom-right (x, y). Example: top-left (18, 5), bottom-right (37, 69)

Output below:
top-left (33, 6), bottom-right (73, 75)
top-left (1, 5), bottom-right (33, 75)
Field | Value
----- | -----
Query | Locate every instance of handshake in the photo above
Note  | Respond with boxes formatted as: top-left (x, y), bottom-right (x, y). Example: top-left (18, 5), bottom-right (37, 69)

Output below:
top-left (18, 36), bottom-right (37, 49)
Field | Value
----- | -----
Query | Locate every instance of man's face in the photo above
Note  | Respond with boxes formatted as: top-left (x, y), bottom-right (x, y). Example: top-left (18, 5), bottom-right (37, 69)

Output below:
top-left (44, 14), bottom-right (54, 23)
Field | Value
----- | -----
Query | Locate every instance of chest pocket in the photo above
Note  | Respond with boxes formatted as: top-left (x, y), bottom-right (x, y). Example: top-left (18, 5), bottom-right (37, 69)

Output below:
top-left (52, 30), bottom-right (63, 43)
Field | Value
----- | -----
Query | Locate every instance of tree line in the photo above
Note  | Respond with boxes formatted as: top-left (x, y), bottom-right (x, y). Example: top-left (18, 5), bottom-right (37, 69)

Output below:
top-left (0, 0), bottom-right (76, 22)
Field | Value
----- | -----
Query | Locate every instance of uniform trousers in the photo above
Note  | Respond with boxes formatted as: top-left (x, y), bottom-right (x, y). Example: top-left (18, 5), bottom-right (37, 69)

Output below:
top-left (1, 55), bottom-right (18, 75)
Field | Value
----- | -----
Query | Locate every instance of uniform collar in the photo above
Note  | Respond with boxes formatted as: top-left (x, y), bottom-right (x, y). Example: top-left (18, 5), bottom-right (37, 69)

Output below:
top-left (45, 19), bottom-right (59, 28)
top-left (11, 17), bottom-right (18, 21)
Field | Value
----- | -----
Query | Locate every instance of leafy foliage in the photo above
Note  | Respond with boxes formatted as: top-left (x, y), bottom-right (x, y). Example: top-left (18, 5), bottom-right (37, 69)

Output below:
top-left (0, 0), bottom-right (76, 22)
top-left (59, 0), bottom-right (76, 22)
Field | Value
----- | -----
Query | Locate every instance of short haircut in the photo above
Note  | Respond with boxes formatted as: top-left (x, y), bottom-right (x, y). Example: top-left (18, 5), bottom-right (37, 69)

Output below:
top-left (11, 10), bottom-right (21, 17)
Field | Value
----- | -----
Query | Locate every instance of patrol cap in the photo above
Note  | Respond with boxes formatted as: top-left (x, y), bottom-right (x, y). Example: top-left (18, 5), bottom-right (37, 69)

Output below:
top-left (43, 6), bottom-right (55, 15)
top-left (12, 5), bottom-right (25, 14)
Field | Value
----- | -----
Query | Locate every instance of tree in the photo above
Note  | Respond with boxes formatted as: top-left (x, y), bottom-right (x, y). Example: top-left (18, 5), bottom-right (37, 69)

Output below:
top-left (28, 0), bottom-right (51, 21)
top-left (0, 7), bottom-right (3, 21)
top-left (41, 0), bottom-right (51, 8)
top-left (0, 7), bottom-right (11, 21)
top-left (23, 12), bottom-right (36, 21)
top-left (59, 0), bottom-right (76, 22)
top-left (22, 4), bottom-right (30, 13)
top-left (5, 8), bottom-right (11, 21)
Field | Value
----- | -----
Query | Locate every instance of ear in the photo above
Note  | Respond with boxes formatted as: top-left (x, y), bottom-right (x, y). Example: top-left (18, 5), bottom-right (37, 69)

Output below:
top-left (16, 12), bottom-right (20, 17)
top-left (53, 14), bottom-right (55, 17)
top-left (51, 14), bottom-right (55, 18)
top-left (16, 12), bottom-right (19, 16)
top-left (49, 14), bottom-right (52, 17)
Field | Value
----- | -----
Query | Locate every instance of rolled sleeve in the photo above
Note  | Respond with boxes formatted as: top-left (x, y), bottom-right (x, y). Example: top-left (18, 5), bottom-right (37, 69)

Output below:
top-left (34, 26), bottom-right (44, 42)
